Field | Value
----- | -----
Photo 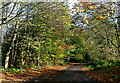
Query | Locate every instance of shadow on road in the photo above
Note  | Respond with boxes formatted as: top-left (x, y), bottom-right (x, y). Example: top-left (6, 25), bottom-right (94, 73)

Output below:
top-left (2, 63), bottom-right (103, 83)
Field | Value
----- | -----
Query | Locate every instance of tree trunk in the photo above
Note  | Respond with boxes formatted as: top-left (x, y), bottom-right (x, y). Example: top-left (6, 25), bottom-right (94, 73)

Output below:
top-left (5, 55), bottom-right (9, 69)
top-left (21, 51), bottom-right (25, 67)
top-left (5, 24), bottom-right (18, 69)
top-left (0, 31), bottom-right (1, 69)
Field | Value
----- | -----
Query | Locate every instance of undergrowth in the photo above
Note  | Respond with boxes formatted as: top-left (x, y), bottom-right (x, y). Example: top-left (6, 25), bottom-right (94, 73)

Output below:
top-left (85, 59), bottom-right (120, 71)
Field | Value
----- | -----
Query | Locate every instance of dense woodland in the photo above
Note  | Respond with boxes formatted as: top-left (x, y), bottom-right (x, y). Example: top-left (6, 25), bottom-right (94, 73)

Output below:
top-left (0, 1), bottom-right (120, 74)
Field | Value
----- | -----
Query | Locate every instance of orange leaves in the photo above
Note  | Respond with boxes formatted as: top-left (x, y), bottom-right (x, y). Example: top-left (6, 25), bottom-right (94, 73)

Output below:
top-left (73, 7), bottom-right (78, 10)
top-left (109, 7), bottom-right (114, 11)
top-left (96, 16), bottom-right (100, 19)
top-left (72, 7), bottom-right (78, 12)
top-left (57, 44), bottom-right (69, 53)
top-left (60, 44), bottom-right (68, 49)
top-left (80, 2), bottom-right (89, 7)
top-left (78, 20), bottom-right (81, 22)
top-left (86, 66), bottom-right (120, 82)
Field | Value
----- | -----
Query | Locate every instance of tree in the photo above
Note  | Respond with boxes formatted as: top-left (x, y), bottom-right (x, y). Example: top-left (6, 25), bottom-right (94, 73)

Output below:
top-left (2, 2), bottom-right (82, 68)
top-left (1, 2), bottom-right (37, 69)
top-left (72, 1), bottom-right (120, 60)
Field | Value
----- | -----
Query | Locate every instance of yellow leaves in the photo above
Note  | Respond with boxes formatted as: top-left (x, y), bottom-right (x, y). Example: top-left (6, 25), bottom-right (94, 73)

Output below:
top-left (51, 54), bottom-right (56, 57)
top-left (96, 16), bottom-right (108, 21)
top-left (78, 20), bottom-right (81, 22)
top-left (21, 52), bottom-right (23, 55)
top-left (62, 16), bottom-right (65, 18)
top-left (82, 16), bottom-right (86, 21)
top-left (83, 14), bottom-right (88, 22)
top-left (99, 16), bottom-right (103, 19)
top-left (79, 9), bottom-right (85, 13)
top-left (84, 13), bottom-right (87, 16)
top-left (29, 22), bottom-right (36, 26)
top-left (85, 20), bottom-right (89, 24)
top-left (109, 7), bottom-right (114, 11)
top-left (88, 6), bottom-right (95, 10)
top-left (96, 16), bottom-right (100, 19)
top-left (102, 17), bottom-right (108, 21)
top-left (70, 24), bottom-right (75, 27)
top-left (56, 19), bottom-right (59, 21)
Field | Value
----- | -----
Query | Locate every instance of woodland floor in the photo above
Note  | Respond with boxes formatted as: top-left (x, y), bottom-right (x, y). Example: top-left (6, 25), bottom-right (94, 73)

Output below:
top-left (1, 63), bottom-right (120, 83)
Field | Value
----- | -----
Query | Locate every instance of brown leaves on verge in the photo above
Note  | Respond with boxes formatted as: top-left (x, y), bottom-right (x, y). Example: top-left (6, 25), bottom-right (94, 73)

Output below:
top-left (85, 66), bottom-right (120, 82)
top-left (2, 64), bottom-right (74, 82)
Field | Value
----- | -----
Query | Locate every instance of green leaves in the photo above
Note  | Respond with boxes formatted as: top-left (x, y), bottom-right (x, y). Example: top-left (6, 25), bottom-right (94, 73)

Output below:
top-left (72, 2), bottom-right (120, 61)
top-left (2, 2), bottom-right (87, 68)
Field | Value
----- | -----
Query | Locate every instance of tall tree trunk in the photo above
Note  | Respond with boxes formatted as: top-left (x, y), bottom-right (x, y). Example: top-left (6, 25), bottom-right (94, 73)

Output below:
top-left (0, 26), bottom-right (2, 69)
top-left (5, 23), bottom-right (18, 69)
top-left (21, 51), bottom-right (25, 67)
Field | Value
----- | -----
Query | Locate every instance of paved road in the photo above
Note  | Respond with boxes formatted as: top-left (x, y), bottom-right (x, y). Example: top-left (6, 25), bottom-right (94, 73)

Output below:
top-left (27, 63), bottom-right (101, 83)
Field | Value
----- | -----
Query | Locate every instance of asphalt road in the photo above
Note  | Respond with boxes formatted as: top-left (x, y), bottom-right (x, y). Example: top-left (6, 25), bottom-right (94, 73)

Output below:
top-left (26, 63), bottom-right (101, 83)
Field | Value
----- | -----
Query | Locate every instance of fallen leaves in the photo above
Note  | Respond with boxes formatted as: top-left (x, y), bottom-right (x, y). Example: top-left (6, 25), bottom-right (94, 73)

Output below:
top-left (85, 66), bottom-right (120, 82)
top-left (2, 64), bottom-right (74, 82)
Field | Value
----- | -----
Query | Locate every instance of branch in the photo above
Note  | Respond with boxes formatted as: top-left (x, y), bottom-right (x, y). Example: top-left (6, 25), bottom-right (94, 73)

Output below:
top-left (91, 27), bottom-right (118, 48)
top-left (7, 3), bottom-right (16, 18)
top-left (0, 2), bottom-right (11, 9)
top-left (0, 4), bottom-right (26, 26)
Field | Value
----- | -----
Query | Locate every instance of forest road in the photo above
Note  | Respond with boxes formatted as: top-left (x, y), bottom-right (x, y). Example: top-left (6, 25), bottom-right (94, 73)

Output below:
top-left (27, 63), bottom-right (101, 83)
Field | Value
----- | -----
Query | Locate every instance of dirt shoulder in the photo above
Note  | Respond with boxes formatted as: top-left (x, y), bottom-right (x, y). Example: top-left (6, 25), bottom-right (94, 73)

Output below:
top-left (1, 64), bottom-right (74, 82)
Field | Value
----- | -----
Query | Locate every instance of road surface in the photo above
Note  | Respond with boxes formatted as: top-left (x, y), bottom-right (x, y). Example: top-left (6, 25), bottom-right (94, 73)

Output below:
top-left (26, 63), bottom-right (100, 83)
